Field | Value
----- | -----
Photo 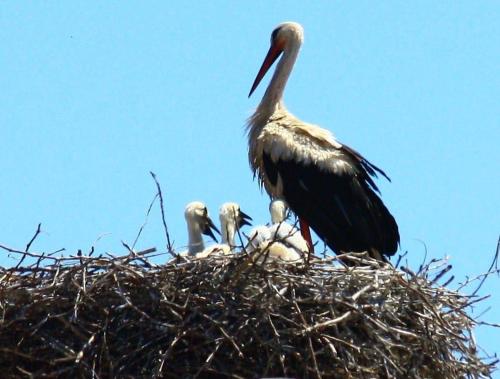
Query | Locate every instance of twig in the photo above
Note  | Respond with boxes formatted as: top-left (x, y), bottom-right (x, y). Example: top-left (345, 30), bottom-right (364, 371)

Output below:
top-left (26, 223), bottom-right (42, 252)
top-left (12, 223), bottom-right (43, 270)
top-left (132, 193), bottom-right (159, 250)
top-left (150, 171), bottom-right (175, 257)
top-left (471, 235), bottom-right (500, 297)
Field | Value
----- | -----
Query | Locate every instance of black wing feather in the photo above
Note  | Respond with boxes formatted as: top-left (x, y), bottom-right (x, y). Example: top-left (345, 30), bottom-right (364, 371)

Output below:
top-left (263, 151), bottom-right (400, 256)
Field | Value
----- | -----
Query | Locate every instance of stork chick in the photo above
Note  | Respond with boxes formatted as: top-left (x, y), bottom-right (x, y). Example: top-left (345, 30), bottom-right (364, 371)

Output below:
top-left (184, 201), bottom-right (220, 256)
top-left (246, 199), bottom-right (308, 263)
top-left (196, 202), bottom-right (252, 258)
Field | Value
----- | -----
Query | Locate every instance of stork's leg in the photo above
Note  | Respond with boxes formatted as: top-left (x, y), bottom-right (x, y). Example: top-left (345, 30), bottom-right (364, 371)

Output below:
top-left (299, 218), bottom-right (314, 255)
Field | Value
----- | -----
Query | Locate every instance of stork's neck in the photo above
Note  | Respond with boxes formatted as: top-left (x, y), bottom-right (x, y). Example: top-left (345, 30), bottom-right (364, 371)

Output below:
top-left (270, 201), bottom-right (287, 224)
top-left (257, 43), bottom-right (301, 118)
top-left (187, 224), bottom-right (204, 255)
top-left (221, 221), bottom-right (236, 247)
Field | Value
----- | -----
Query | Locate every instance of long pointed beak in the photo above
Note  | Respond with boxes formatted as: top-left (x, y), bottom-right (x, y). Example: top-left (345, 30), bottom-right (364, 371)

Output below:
top-left (238, 210), bottom-right (253, 228)
top-left (202, 217), bottom-right (220, 242)
top-left (248, 42), bottom-right (283, 97)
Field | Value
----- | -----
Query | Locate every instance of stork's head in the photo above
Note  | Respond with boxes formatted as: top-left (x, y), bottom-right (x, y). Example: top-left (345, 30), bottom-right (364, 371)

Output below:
top-left (249, 21), bottom-right (304, 97)
top-left (219, 203), bottom-right (252, 230)
top-left (219, 202), bottom-right (252, 245)
top-left (270, 199), bottom-right (289, 224)
top-left (184, 201), bottom-right (220, 242)
top-left (270, 22), bottom-right (304, 47)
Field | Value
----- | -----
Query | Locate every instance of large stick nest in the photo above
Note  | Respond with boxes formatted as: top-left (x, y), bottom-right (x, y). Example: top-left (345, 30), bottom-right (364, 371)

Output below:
top-left (0, 248), bottom-right (497, 378)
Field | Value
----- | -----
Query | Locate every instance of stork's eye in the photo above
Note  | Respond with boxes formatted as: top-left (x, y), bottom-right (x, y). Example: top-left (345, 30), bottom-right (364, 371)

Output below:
top-left (271, 27), bottom-right (280, 43)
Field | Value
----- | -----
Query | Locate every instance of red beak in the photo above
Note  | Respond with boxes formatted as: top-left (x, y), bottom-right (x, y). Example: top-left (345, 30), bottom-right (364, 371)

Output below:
top-left (248, 42), bottom-right (284, 97)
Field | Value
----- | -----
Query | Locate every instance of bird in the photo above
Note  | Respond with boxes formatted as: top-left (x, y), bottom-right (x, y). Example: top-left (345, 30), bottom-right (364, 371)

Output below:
top-left (219, 202), bottom-right (253, 249)
top-left (246, 21), bottom-right (399, 261)
top-left (246, 199), bottom-right (308, 263)
top-left (183, 201), bottom-right (220, 256)
top-left (196, 202), bottom-right (252, 258)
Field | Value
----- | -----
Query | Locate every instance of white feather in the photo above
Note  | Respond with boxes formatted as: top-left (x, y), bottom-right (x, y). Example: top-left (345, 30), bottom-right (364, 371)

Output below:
top-left (245, 200), bottom-right (308, 263)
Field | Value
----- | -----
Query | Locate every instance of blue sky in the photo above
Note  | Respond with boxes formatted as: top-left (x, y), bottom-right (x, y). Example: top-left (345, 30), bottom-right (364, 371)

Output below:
top-left (1, 1), bottom-right (499, 369)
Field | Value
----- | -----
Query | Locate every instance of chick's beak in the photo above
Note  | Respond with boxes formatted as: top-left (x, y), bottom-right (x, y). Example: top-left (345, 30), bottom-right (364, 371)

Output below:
top-left (202, 216), bottom-right (220, 242)
top-left (238, 210), bottom-right (253, 228)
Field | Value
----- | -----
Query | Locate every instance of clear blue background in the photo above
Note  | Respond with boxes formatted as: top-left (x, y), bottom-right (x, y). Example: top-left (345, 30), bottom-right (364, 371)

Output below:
top-left (1, 1), bottom-right (498, 371)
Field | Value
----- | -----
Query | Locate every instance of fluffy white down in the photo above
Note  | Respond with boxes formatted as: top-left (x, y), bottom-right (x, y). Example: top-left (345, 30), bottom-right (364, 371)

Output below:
top-left (245, 200), bottom-right (307, 263)
top-left (195, 202), bottom-right (246, 259)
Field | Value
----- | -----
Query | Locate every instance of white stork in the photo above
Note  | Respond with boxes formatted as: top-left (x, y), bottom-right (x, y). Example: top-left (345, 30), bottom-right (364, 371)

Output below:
top-left (246, 199), bottom-right (308, 263)
top-left (219, 202), bottom-right (252, 248)
top-left (247, 22), bottom-right (399, 261)
top-left (197, 202), bottom-right (252, 258)
top-left (183, 201), bottom-right (220, 256)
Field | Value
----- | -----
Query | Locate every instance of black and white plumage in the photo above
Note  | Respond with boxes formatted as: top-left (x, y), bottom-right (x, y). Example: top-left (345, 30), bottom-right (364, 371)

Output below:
top-left (247, 22), bottom-right (400, 260)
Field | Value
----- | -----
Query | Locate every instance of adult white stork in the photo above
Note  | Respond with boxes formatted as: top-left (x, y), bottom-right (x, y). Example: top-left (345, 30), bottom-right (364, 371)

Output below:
top-left (183, 201), bottom-right (220, 256)
top-left (246, 199), bottom-right (308, 263)
top-left (247, 22), bottom-right (399, 261)
top-left (197, 202), bottom-right (252, 258)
